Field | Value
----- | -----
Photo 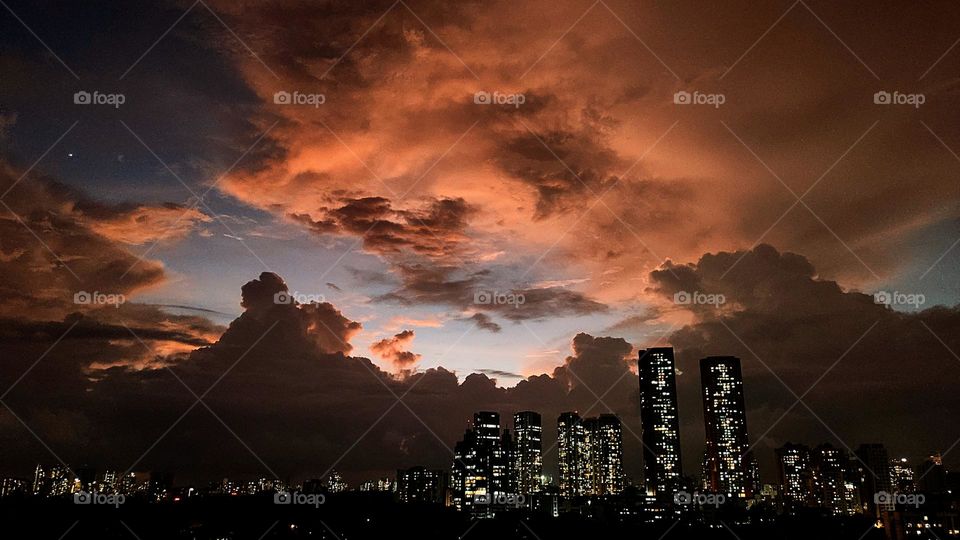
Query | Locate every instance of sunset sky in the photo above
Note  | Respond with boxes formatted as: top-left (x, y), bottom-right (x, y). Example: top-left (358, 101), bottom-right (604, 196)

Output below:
top-left (1, 0), bottom-right (959, 484)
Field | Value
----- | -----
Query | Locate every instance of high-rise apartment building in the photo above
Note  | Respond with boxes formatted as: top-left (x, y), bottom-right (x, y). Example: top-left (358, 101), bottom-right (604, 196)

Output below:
top-left (638, 347), bottom-right (683, 499)
top-left (513, 411), bottom-right (543, 495)
top-left (700, 356), bottom-right (758, 498)
top-left (557, 412), bottom-right (587, 497)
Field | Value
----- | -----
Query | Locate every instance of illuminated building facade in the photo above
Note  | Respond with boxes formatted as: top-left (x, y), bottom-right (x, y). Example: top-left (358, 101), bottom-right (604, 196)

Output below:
top-left (557, 412), bottom-right (587, 497)
top-left (776, 442), bottom-right (812, 507)
top-left (451, 411), bottom-right (515, 512)
top-left (890, 457), bottom-right (915, 493)
top-left (776, 442), bottom-right (852, 514)
top-left (396, 466), bottom-right (446, 504)
top-left (638, 347), bottom-right (684, 499)
top-left (700, 356), bottom-right (758, 498)
top-left (31, 465), bottom-right (76, 497)
top-left (513, 411), bottom-right (543, 495)
top-left (586, 414), bottom-right (625, 495)
top-left (812, 444), bottom-right (849, 515)
top-left (558, 412), bottom-right (624, 497)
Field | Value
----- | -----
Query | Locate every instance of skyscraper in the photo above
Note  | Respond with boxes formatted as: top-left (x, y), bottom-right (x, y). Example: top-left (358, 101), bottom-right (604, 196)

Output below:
top-left (557, 412), bottom-right (587, 497)
top-left (813, 444), bottom-right (850, 515)
top-left (513, 411), bottom-right (542, 495)
top-left (451, 412), bottom-right (516, 512)
top-left (916, 453), bottom-right (946, 494)
top-left (855, 443), bottom-right (893, 515)
top-left (586, 414), bottom-right (625, 495)
top-left (558, 412), bottom-right (624, 497)
top-left (452, 427), bottom-right (481, 511)
top-left (776, 442), bottom-right (812, 507)
top-left (700, 356), bottom-right (758, 498)
top-left (638, 347), bottom-right (683, 499)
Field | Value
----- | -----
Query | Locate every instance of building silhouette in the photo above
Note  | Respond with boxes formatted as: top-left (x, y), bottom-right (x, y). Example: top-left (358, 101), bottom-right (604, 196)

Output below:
top-left (513, 411), bottom-right (543, 495)
top-left (812, 444), bottom-right (850, 515)
top-left (916, 453), bottom-right (946, 494)
top-left (855, 443), bottom-right (893, 515)
top-left (451, 412), bottom-right (514, 512)
top-left (638, 347), bottom-right (683, 500)
top-left (700, 356), bottom-right (758, 498)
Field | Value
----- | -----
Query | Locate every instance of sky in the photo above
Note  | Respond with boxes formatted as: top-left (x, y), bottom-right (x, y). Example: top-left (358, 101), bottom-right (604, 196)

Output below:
top-left (0, 0), bottom-right (959, 486)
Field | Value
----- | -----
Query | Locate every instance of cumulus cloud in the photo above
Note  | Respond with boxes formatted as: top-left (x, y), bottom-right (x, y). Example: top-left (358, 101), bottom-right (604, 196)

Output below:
top-left (237, 271), bottom-right (361, 355)
top-left (647, 245), bottom-right (960, 477)
top-left (370, 329), bottom-right (422, 371)
top-left (0, 270), bottom-right (643, 483)
top-left (1, 253), bottom-right (958, 485)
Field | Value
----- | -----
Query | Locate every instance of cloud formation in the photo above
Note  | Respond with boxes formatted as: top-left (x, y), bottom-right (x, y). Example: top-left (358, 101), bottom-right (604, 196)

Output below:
top-left (370, 329), bottom-right (422, 371)
top-left (647, 245), bottom-right (960, 476)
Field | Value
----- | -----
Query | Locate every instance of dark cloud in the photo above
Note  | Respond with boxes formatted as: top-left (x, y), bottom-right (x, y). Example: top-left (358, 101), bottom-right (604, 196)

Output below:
top-left (603, 308), bottom-right (663, 335)
top-left (0, 160), bottom-right (220, 355)
top-left (476, 369), bottom-right (523, 379)
top-left (649, 245), bottom-right (960, 479)
top-left (466, 312), bottom-right (501, 333)
top-left (493, 127), bottom-right (625, 219)
top-left (0, 271), bottom-right (641, 484)
top-left (237, 272), bottom-right (361, 355)
top-left (4, 249), bottom-right (958, 487)
top-left (371, 263), bottom-right (607, 321)
top-left (290, 195), bottom-right (475, 262)
top-left (0, 163), bottom-right (168, 321)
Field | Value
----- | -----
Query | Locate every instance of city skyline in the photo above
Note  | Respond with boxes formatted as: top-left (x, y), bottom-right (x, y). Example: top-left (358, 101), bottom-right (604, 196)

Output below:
top-left (2, 1), bottom-right (960, 537)
top-left (3, 344), bottom-right (952, 496)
